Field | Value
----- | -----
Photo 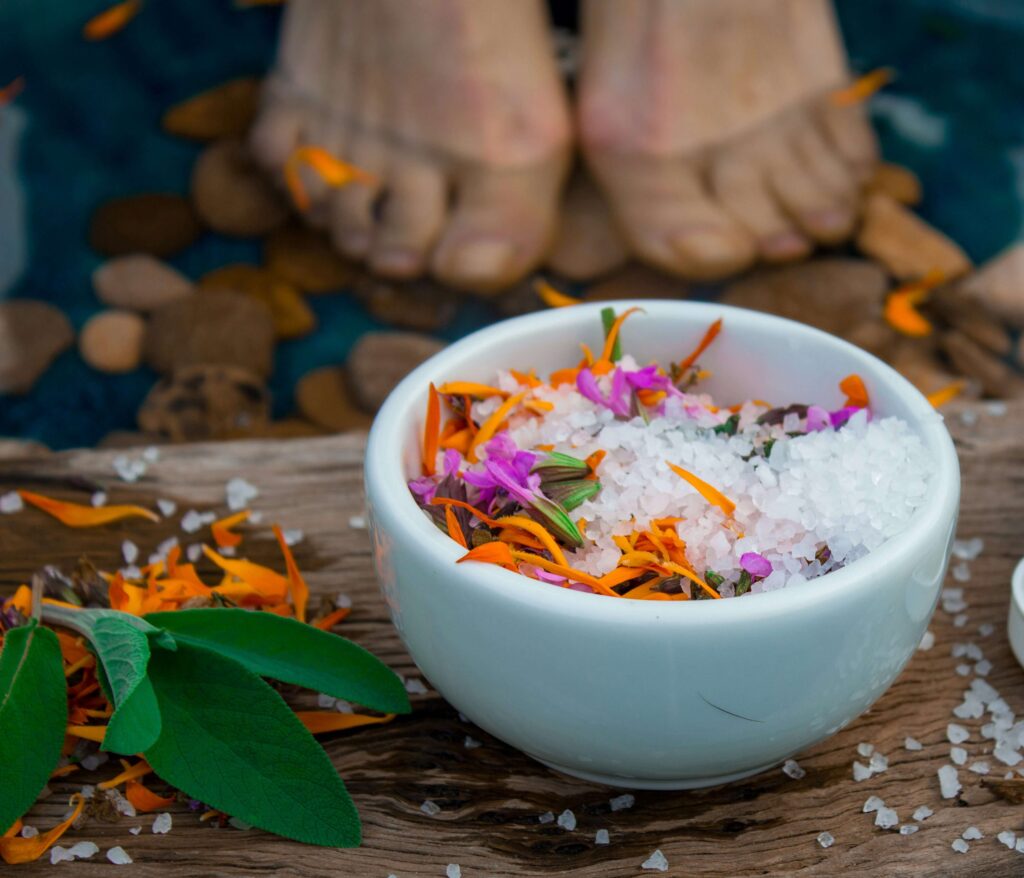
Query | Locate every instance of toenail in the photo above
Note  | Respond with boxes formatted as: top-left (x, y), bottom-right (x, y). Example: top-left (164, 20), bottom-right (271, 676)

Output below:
top-left (372, 248), bottom-right (421, 275)
top-left (450, 239), bottom-right (516, 279)
top-left (761, 231), bottom-right (810, 259)
top-left (671, 229), bottom-right (742, 264)
top-left (806, 208), bottom-right (850, 233)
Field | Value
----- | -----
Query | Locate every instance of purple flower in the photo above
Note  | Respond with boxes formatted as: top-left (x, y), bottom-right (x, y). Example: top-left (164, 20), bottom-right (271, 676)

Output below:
top-left (408, 476), bottom-right (438, 504)
top-left (623, 364), bottom-right (671, 391)
top-left (805, 405), bottom-right (830, 432)
top-left (829, 406), bottom-right (861, 429)
top-left (443, 448), bottom-right (462, 477)
top-left (740, 552), bottom-right (772, 579)
top-left (577, 368), bottom-right (631, 417)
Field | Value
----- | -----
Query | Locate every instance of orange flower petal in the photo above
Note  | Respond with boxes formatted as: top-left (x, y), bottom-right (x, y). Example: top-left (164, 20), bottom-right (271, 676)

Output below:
top-left (678, 318), bottom-right (723, 372)
top-left (457, 542), bottom-right (517, 570)
top-left (829, 67), bottom-right (894, 107)
top-left (445, 505), bottom-right (468, 549)
top-left (295, 711), bottom-right (396, 735)
top-left (466, 392), bottom-right (526, 462)
top-left (535, 280), bottom-right (581, 308)
top-left (667, 462), bottom-right (736, 517)
top-left (2, 584), bottom-right (32, 617)
top-left (430, 497), bottom-right (501, 528)
top-left (598, 307), bottom-right (643, 367)
top-left (202, 546), bottom-right (289, 601)
top-left (211, 510), bottom-right (250, 548)
top-left (0, 795), bottom-right (85, 865)
top-left (83, 0), bottom-right (141, 40)
top-left (495, 515), bottom-right (567, 566)
top-left (422, 382), bottom-right (441, 476)
top-left (18, 491), bottom-right (158, 527)
top-left (97, 759), bottom-right (152, 790)
top-left (125, 778), bottom-right (176, 813)
top-left (436, 382), bottom-right (508, 399)
top-left (272, 524), bottom-right (309, 623)
top-left (284, 146), bottom-right (376, 212)
top-left (839, 374), bottom-right (870, 409)
top-left (926, 380), bottom-right (966, 408)
top-left (312, 607), bottom-right (351, 630)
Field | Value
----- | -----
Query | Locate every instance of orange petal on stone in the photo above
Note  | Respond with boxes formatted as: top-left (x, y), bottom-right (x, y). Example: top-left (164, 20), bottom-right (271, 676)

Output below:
top-left (535, 279), bottom-right (581, 308)
top-left (83, 0), bottom-right (141, 40)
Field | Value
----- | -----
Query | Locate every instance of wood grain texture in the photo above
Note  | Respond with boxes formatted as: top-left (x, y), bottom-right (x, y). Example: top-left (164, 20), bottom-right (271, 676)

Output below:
top-left (2, 402), bottom-right (1024, 877)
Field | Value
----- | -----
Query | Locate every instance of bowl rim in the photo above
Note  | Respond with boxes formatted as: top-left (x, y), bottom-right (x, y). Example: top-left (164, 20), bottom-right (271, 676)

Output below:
top-left (365, 299), bottom-right (960, 623)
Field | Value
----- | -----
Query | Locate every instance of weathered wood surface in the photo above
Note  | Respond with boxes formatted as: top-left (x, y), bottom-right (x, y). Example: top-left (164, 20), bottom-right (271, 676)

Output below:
top-left (2, 400), bottom-right (1024, 877)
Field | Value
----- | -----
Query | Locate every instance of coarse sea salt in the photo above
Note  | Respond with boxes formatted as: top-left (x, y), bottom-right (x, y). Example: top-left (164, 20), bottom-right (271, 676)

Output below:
top-left (610, 793), bottom-right (635, 812)
top-left (962, 826), bottom-right (983, 840)
top-left (947, 723), bottom-right (970, 744)
top-left (939, 765), bottom-right (961, 798)
top-left (446, 865), bottom-right (461, 878)
top-left (557, 809), bottom-right (576, 831)
top-left (998, 830), bottom-right (1016, 848)
top-left (951, 839), bottom-right (969, 854)
top-left (905, 736), bottom-right (923, 751)
top-left (595, 829), bottom-right (610, 845)
top-left (912, 806), bottom-right (933, 821)
top-left (538, 811), bottom-right (555, 824)
top-left (106, 846), bottom-right (132, 865)
top-left (0, 491), bottom-right (22, 514)
top-left (152, 812), bottom-right (172, 834)
top-left (899, 824), bottom-right (918, 836)
top-left (783, 759), bottom-right (805, 779)
top-left (817, 831), bottom-right (834, 848)
top-left (875, 808), bottom-right (899, 830)
top-left (642, 849), bottom-right (669, 872)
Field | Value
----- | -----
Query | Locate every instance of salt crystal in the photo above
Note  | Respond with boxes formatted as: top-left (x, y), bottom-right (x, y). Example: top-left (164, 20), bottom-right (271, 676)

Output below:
top-left (81, 751), bottom-right (109, 771)
top-left (420, 800), bottom-right (441, 816)
top-left (951, 839), bottom-right (969, 853)
top-left (464, 736), bottom-right (481, 749)
top-left (852, 761), bottom-right (872, 781)
top-left (157, 498), bottom-right (176, 517)
top-left (979, 623), bottom-right (995, 637)
top-left (50, 846), bottom-right (74, 864)
top-left (905, 736), bottom-right (923, 751)
top-left (107, 846), bottom-right (133, 865)
top-left (947, 723), bottom-right (969, 744)
top-left (595, 828), bottom-right (610, 845)
top-left (112, 455), bottom-right (146, 483)
top-left (875, 807), bottom-right (898, 829)
top-left (91, 491), bottom-right (107, 508)
top-left (912, 806), bottom-right (933, 821)
top-left (955, 664), bottom-right (972, 677)
top-left (404, 677), bottom-right (428, 695)
top-left (960, 410), bottom-right (978, 426)
top-left (0, 491), bottom-right (23, 514)
top-left (186, 543), bottom-right (202, 563)
top-left (122, 540), bottom-right (138, 565)
top-left (969, 761), bottom-right (990, 774)
top-left (939, 765), bottom-right (961, 798)
top-left (952, 537), bottom-right (984, 560)
top-left (998, 830), bottom-right (1017, 848)
top-left (994, 741), bottom-right (1022, 766)
top-left (348, 515), bottom-right (366, 529)
top-left (971, 678), bottom-right (999, 702)
top-left (142, 446), bottom-right (160, 463)
top-left (610, 793), bottom-right (635, 811)
top-left (446, 865), bottom-right (461, 878)
top-left (557, 809), bottom-right (576, 831)
top-left (817, 831), bottom-right (834, 848)
top-left (248, 511), bottom-right (263, 524)
top-left (148, 811), bottom-right (172, 835)
top-left (282, 528), bottom-right (304, 546)
top-left (641, 849), bottom-right (669, 872)
top-left (951, 562), bottom-right (971, 583)
top-left (975, 660), bottom-right (992, 676)
top-left (1017, 838), bottom-right (1024, 853)
top-left (783, 758), bottom-right (806, 779)
top-left (19, 825), bottom-right (38, 838)
top-left (962, 826), bottom-right (983, 840)
top-left (868, 752), bottom-right (888, 773)
top-left (225, 477), bottom-right (258, 511)
top-left (538, 811), bottom-right (554, 824)
top-left (67, 841), bottom-right (98, 859)
top-left (129, 826), bottom-right (141, 836)
top-left (917, 630), bottom-right (935, 651)
top-left (987, 401), bottom-right (1008, 416)
top-left (899, 824), bottom-right (918, 835)
top-left (857, 742), bottom-right (874, 758)
top-left (863, 795), bottom-right (885, 813)
top-left (954, 699), bottom-right (984, 720)
top-left (316, 693), bottom-right (337, 709)
top-left (181, 510), bottom-right (204, 533)
top-left (953, 613), bottom-right (969, 628)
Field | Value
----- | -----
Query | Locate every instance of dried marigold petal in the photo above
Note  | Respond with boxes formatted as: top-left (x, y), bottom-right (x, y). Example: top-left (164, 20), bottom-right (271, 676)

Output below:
top-left (202, 546), bottom-right (289, 601)
top-left (211, 510), bottom-right (250, 548)
top-left (295, 711), bottom-right (396, 734)
top-left (422, 382), bottom-right (441, 476)
top-left (284, 145), bottom-right (376, 212)
top-left (97, 759), bottom-right (152, 790)
top-left (496, 515), bottom-right (567, 566)
top-left (436, 382), bottom-right (508, 399)
top-left (535, 279), bottom-right (581, 308)
top-left (83, 0), bottom-right (141, 40)
top-left (926, 380), bottom-right (966, 408)
top-left (3, 584), bottom-right (32, 617)
top-left (677, 317), bottom-right (723, 372)
top-left (125, 778), bottom-right (176, 812)
top-left (467, 392), bottom-right (526, 462)
top-left (0, 795), bottom-right (85, 864)
top-left (457, 542), bottom-right (517, 569)
top-left (273, 523), bottom-right (309, 623)
top-left (667, 462), bottom-right (736, 517)
top-left (312, 607), bottom-right (351, 630)
top-left (839, 374), bottom-right (870, 409)
top-left (18, 491), bottom-right (159, 527)
top-left (829, 67), bottom-right (894, 107)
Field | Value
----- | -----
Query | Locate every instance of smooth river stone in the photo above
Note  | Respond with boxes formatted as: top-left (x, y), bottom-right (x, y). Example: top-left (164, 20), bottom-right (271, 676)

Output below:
top-left (263, 225), bottom-right (355, 294)
top-left (162, 77), bottom-right (261, 142)
top-left (199, 264), bottom-right (315, 339)
top-left (0, 299), bottom-right (73, 394)
top-left (295, 366), bottom-right (374, 432)
top-left (92, 254), bottom-right (193, 313)
top-left (346, 331), bottom-right (445, 413)
top-left (89, 193), bottom-right (202, 258)
top-left (79, 310), bottom-right (146, 373)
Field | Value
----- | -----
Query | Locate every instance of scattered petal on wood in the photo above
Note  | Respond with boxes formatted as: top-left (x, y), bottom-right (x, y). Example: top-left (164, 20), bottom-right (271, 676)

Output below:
top-left (18, 491), bottom-right (159, 526)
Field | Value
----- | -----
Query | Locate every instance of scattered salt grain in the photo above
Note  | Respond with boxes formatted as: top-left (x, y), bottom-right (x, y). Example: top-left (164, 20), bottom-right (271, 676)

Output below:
top-left (19, 825), bottom-right (38, 838)
top-left (869, 752), bottom-right (888, 773)
top-left (538, 811), bottom-right (554, 824)
top-left (947, 723), bottom-right (969, 744)
top-left (979, 623), bottom-right (995, 637)
top-left (0, 491), bottom-right (22, 514)
top-left (899, 825), bottom-right (918, 835)
top-left (863, 796), bottom-right (885, 813)
top-left (282, 528), bottom-right (304, 546)
top-left (50, 846), bottom-right (74, 864)
top-left (91, 491), bottom-right (107, 508)
top-left (66, 841), bottom-right (98, 859)
top-left (857, 742), bottom-right (874, 758)
top-left (969, 761), bottom-right (990, 775)
top-left (955, 664), bottom-right (972, 677)
top-left (994, 741), bottom-right (1022, 766)
top-left (1016, 838), bottom-right (1024, 854)
top-left (951, 562), bottom-right (971, 583)
top-left (112, 455), bottom-right (146, 483)
top-left (156, 498), bottom-right (176, 517)
top-left (181, 510), bottom-right (204, 533)
top-left (912, 806), bottom-right (933, 821)
top-left (962, 826), bottom-right (983, 840)
top-left (942, 588), bottom-right (967, 612)
top-left (404, 677), bottom-right (428, 695)
top-left (852, 761), bottom-right (872, 782)
top-left (939, 765), bottom-right (961, 798)
top-left (348, 514), bottom-right (366, 529)
top-left (420, 800), bottom-right (441, 817)
top-left (142, 446), bottom-right (160, 463)
top-left (987, 401), bottom-right (1008, 417)
top-left (81, 751), bottom-right (109, 771)
top-left (960, 409), bottom-right (978, 426)
top-left (951, 839), bottom-right (969, 854)
top-left (917, 630), bottom-right (935, 651)
top-left (998, 830), bottom-right (1017, 848)
top-left (783, 759), bottom-right (806, 779)
top-left (107, 846), bottom-right (133, 865)
top-left (151, 812), bottom-right (172, 834)
top-left (953, 614), bottom-right (969, 628)
top-left (953, 698), bottom-right (984, 720)
top-left (129, 826), bottom-right (141, 836)
top-left (186, 544), bottom-right (202, 563)
top-left (595, 829), bottom-right (610, 845)
top-left (609, 793), bottom-right (635, 812)
top-left (905, 736), bottom-right (923, 751)
top-left (952, 537), bottom-right (985, 560)
top-left (817, 831), bottom-right (834, 848)
top-left (225, 477), bottom-right (258, 511)
top-left (557, 809), bottom-right (576, 831)
top-left (121, 540), bottom-right (138, 565)
top-left (335, 593), bottom-right (353, 609)
top-left (875, 807), bottom-right (898, 830)
top-left (446, 865), bottom-right (461, 878)
top-left (229, 817), bottom-right (252, 831)
top-left (975, 660), bottom-right (992, 676)
top-left (464, 736), bottom-right (481, 750)
top-left (641, 849), bottom-right (669, 872)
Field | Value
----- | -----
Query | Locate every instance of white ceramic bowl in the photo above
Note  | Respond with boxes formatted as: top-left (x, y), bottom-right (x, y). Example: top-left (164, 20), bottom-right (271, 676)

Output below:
top-left (365, 300), bottom-right (960, 789)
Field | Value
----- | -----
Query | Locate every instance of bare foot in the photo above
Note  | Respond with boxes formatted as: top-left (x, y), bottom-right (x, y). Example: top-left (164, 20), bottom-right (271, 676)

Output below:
top-left (251, 0), bottom-right (572, 293)
top-left (546, 170), bottom-right (629, 281)
top-left (578, 0), bottom-right (878, 279)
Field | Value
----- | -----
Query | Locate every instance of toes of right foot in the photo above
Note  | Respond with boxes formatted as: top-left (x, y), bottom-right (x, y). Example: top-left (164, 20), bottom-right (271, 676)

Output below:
top-left (366, 164), bottom-right (447, 279)
top-left (249, 98), bottom-right (305, 173)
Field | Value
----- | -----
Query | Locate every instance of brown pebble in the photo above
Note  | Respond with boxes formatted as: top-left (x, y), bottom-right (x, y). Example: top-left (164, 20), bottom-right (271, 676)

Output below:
top-left (79, 310), bottom-right (146, 373)
top-left (199, 264), bottom-right (315, 339)
top-left (161, 77), bottom-right (261, 141)
top-left (138, 364), bottom-right (270, 442)
top-left (354, 276), bottom-right (458, 332)
top-left (92, 254), bottom-right (194, 313)
top-left (547, 173), bottom-right (629, 281)
top-left (959, 243), bottom-right (1024, 329)
top-left (263, 225), bottom-right (355, 294)
top-left (721, 259), bottom-right (888, 338)
top-left (856, 193), bottom-right (971, 281)
top-left (0, 300), bottom-right (74, 394)
top-left (865, 162), bottom-right (923, 206)
top-left (190, 140), bottom-right (289, 238)
top-left (145, 288), bottom-right (275, 377)
top-left (585, 263), bottom-right (691, 302)
top-left (89, 193), bottom-right (202, 258)
top-left (346, 331), bottom-right (446, 413)
top-left (941, 330), bottom-right (1024, 397)
top-left (295, 367), bottom-right (374, 432)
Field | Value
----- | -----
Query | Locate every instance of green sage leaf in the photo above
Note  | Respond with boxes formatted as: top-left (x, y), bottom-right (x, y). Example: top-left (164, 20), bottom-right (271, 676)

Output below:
top-left (143, 640), bottom-right (361, 846)
top-left (0, 621), bottom-right (67, 834)
top-left (145, 609), bottom-right (409, 714)
top-left (103, 676), bottom-right (161, 755)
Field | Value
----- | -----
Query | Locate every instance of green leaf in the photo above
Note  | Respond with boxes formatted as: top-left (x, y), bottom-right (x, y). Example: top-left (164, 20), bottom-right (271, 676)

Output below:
top-left (145, 609), bottom-right (409, 714)
top-left (143, 640), bottom-right (361, 846)
top-left (0, 621), bottom-right (67, 834)
top-left (527, 493), bottom-right (584, 548)
top-left (601, 307), bottom-right (622, 362)
top-left (87, 616), bottom-right (162, 754)
top-left (544, 478), bottom-right (602, 511)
